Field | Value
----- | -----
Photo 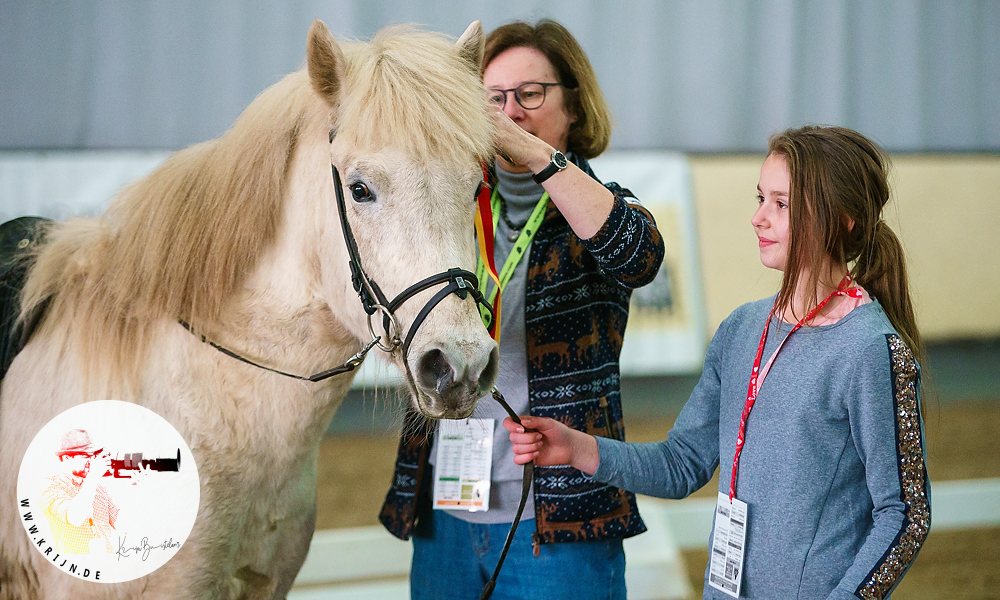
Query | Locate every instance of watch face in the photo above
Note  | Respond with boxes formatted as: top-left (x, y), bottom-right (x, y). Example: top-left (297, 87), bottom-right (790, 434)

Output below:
top-left (553, 151), bottom-right (568, 169)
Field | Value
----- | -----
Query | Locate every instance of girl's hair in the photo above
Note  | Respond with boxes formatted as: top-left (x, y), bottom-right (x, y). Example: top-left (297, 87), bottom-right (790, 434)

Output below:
top-left (768, 125), bottom-right (922, 356)
top-left (483, 19), bottom-right (613, 159)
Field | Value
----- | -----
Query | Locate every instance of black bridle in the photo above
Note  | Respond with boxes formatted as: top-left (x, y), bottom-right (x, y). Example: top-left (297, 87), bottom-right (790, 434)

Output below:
top-left (330, 163), bottom-right (494, 361)
top-left (182, 160), bottom-right (494, 382)
top-left (182, 144), bottom-right (531, 600)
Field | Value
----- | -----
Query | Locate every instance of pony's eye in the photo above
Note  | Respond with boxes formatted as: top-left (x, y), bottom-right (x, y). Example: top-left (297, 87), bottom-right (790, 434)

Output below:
top-left (349, 182), bottom-right (375, 203)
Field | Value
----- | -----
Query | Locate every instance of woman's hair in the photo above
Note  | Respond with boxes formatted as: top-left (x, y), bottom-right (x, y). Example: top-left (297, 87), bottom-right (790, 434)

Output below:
top-left (483, 19), bottom-right (613, 159)
top-left (768, 125), bottom-right (922, 356)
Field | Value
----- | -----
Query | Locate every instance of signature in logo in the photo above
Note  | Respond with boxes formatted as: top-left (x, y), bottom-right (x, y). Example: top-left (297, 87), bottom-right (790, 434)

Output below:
top-left (116, 536), bottom-right (181, 562)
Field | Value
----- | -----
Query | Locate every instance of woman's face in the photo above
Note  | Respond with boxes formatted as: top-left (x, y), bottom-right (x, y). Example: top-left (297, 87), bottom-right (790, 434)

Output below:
top-left (752, 153), bottom-right (791, 271)
top-left (483, 46), bottom-right (577, 153)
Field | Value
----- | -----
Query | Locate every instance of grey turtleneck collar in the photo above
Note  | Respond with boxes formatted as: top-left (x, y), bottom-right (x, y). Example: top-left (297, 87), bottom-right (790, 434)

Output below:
top-left (495, 165), bottom-right (543, 226)
top-left (496, 166), bottom-right (543, 204)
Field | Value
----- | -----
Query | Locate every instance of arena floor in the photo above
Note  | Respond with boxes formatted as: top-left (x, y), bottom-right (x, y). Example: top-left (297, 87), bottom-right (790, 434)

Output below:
top-left (316, 340), bottom-right (1000, 599)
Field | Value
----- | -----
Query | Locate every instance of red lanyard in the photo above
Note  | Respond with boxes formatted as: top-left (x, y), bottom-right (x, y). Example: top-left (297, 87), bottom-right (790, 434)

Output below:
top-left (728, 274), bottom-right (864, 501)
top-left (474, 163), bottom-right (502, 341)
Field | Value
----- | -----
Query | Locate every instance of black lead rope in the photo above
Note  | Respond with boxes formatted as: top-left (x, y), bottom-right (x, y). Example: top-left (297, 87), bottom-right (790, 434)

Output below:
top-left (479, 387), bottom-right (535, 600)
top-left (329, 157), bottom-right (521, 598)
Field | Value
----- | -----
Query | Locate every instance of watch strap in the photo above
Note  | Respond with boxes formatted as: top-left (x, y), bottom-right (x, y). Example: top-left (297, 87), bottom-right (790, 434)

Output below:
top-left (532, 151), bottom-right (567, 184)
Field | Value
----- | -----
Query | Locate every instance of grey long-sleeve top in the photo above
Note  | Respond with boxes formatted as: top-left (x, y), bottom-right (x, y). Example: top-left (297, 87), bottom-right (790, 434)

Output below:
top-left (594, 297), bottom-right (930, 600)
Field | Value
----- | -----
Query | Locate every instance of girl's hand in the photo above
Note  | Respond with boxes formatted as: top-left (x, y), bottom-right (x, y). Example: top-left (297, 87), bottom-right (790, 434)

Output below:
top-left (503, 416), bottom-right (600, 475)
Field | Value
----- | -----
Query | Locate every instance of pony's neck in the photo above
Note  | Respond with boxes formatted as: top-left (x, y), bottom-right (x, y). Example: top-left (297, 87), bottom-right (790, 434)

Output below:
top-left (170, 104), bottom-right (362, 448)
top-left (200, 238), bottom-right (358, 447)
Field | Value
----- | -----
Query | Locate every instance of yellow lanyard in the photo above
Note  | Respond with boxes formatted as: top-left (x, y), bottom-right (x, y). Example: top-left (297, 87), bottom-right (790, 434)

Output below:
top-left (476, 188), bottom-right (549, 313)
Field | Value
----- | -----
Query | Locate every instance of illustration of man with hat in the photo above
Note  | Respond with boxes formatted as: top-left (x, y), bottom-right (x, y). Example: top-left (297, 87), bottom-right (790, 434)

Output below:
top-left (40, 429), bottom-right (120, 554)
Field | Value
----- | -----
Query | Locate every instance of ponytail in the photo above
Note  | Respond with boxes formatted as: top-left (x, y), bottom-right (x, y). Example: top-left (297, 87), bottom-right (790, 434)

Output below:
top-left (853, 220), bottom-right (923, 359)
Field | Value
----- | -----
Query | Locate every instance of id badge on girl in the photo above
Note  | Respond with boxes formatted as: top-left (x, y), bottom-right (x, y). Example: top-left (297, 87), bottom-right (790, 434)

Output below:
top-left (432, 418), bottom-right (493, 511)
top-left (708, 492), bottom-right (748, 598)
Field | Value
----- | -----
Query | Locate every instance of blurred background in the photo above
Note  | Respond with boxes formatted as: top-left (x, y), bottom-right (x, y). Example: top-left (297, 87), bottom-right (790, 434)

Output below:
top-left (2, 1), bottom-right (998, 598)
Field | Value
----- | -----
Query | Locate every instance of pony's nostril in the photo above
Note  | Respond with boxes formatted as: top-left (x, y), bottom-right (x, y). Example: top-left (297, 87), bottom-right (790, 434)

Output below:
top-left (417, 348), bottom-right (454, 395)
top-left (478, 346), bottom-right (499, 393)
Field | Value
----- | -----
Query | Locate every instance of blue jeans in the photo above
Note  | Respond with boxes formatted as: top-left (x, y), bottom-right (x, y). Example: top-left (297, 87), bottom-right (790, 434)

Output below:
top-left (410, 509), bottom-right (626, 600)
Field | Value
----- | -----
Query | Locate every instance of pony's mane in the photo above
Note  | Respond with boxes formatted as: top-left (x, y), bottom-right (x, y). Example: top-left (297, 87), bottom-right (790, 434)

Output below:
top-left (337, 25), bottom-right (493, 163)
top-left (20, 25), bottom-right (493, 392)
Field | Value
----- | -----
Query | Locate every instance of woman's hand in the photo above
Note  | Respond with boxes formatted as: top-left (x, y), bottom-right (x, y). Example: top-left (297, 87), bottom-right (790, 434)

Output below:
top-left (490, 109), bottom-right (614, 239)
top-left (503, 415), bottom-right (600, 475)
top-left (491, 110), bottom-right (555, 174)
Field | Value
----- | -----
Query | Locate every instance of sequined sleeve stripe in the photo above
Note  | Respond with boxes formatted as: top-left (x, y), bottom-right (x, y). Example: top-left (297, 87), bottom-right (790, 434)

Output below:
top-left (855, 335), bottom-right (930, 600)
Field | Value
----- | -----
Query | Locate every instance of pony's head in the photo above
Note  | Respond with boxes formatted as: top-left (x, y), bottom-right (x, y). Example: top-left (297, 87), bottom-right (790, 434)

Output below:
top-left (20, 21), bottom-right (499, 420)
top-left (305, 20), bottom-right (499, 418)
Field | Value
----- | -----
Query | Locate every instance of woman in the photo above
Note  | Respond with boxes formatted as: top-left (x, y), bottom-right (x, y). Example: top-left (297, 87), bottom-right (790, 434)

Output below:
top-left (506, 126), bottom-right (930, 599)
top-left (379, 19), bottom-right (665, 600)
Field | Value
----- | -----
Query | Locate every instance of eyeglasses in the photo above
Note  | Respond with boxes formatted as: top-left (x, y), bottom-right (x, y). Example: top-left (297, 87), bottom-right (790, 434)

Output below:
top-left (487, 82), bottom-right (562, 110)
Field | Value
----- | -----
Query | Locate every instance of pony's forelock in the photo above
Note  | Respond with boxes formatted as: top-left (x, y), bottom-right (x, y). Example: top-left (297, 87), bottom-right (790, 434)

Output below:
top-left (337, 26), bottom-right (494, 164)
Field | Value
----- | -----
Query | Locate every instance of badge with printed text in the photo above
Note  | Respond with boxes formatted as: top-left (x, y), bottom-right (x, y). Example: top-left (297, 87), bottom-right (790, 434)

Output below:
top-left (16, 401), bottom-right (200, 583)
top-left (432, 418), bottom-right (493, 511)
top-left (708, 492), bottom-right (748, 598)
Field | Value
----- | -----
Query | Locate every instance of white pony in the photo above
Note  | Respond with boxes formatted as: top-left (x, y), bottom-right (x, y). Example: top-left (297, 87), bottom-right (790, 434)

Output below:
top-left (0, 20), bottom-right (498, 599)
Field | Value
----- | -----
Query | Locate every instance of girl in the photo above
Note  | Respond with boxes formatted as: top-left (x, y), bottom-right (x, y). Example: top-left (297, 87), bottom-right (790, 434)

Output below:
top-left (504, 125), bottom-right (929, 600)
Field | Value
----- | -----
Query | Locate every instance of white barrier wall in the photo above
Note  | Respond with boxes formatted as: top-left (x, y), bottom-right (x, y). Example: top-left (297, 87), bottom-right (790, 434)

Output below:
top-left (0, 151), bottom-right (170, 222)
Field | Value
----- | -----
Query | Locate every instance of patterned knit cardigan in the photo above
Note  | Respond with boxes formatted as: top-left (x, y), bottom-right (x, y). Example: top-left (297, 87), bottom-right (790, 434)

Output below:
top-left (379, 155), bottom-right (665, 547)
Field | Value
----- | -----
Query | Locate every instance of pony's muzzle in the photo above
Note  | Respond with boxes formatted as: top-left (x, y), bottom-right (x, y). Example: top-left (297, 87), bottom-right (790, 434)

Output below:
top-left (415, 344), bottom-right (498, 419)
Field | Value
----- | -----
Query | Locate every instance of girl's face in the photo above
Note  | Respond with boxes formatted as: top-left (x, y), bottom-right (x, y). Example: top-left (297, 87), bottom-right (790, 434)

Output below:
top-left (752, 153), bottom-right (791, 271)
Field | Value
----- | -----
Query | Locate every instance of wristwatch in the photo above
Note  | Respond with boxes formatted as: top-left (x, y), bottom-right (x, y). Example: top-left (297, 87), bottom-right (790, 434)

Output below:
top-left (532, 150), bottom-right (568, 184)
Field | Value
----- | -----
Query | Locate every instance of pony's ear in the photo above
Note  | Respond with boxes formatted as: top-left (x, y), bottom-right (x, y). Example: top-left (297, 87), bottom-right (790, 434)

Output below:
top-left (456, 21), bottom-right (485, 74)
top-left (307, 19), bottom-right (346, 107)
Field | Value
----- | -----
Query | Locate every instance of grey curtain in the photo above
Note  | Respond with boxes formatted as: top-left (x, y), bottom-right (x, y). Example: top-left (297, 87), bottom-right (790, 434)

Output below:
top-left (2, 0), bottom-right (997, 152)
